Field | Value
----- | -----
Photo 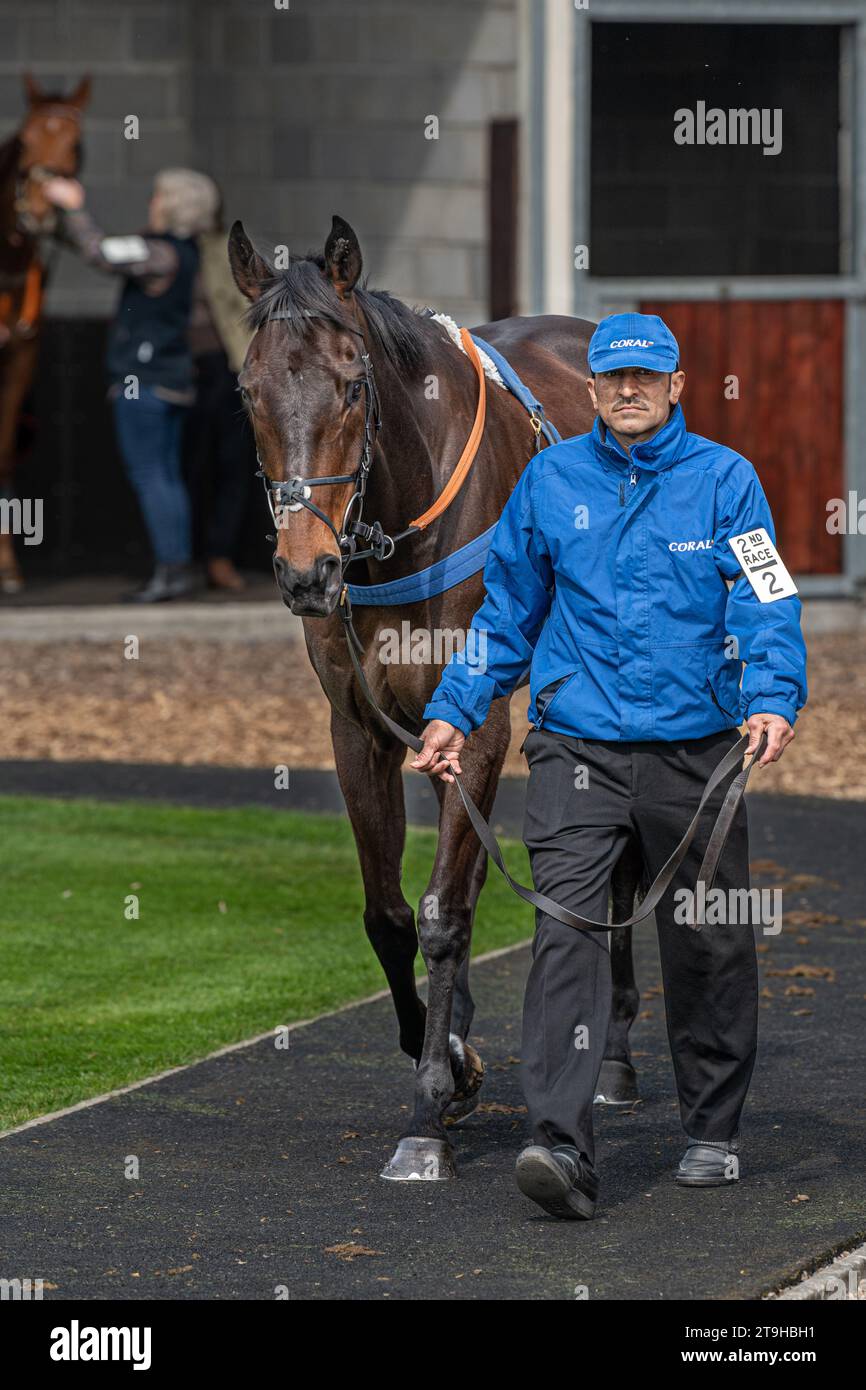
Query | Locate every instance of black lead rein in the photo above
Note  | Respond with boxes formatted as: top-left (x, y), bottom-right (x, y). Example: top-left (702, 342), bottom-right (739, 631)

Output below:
top-left (337, 583), bottom-right (766, 935)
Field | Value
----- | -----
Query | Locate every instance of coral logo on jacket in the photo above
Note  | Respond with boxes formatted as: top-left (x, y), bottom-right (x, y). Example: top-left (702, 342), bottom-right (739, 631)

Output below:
top-left (668, 538), bottom-right (714, 551)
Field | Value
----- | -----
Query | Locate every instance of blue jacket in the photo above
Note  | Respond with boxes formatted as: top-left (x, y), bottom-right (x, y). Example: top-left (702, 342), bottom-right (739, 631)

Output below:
top-left (423, 402), bottom-right (807, 742)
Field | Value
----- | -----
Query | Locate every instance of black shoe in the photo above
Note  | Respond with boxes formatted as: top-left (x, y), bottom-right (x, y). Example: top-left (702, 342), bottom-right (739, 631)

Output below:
top-left (675, 1137), bottom-right (741, 1187)
top-left (515, 1144), bottom-right (598, 1220)
top-left (123, 564), bottom-right (198, 604)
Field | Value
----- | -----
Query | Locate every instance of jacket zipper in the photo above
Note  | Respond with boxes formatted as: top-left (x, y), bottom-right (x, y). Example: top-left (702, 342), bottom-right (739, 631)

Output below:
top-left (536, 670), bottom-right (579, 730)
top-left (619, 466), bottom-right (639, 506)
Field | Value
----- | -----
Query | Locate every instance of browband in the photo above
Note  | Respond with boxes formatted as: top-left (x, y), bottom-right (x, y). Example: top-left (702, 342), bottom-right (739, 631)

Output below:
top-left (264, 306), bottom-right (365, 338)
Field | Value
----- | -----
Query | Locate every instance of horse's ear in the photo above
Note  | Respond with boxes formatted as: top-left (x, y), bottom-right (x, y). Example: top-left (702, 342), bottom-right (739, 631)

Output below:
top-left (324, 215), bottom-right (362, 299)
top-left (23, 73), bottom-right (43, 106)
top-left (68, 76), bottom-right (92, 109)
top-left (228, 221), bottom-right (273, 302)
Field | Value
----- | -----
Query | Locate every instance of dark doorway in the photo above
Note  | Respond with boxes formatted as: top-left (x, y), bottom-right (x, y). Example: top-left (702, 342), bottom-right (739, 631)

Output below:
top-left (591, 22), bottom-right (841, 277)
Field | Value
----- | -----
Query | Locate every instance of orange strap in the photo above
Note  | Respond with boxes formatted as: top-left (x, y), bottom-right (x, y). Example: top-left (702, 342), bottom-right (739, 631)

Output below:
top-left (18, 262), bottom-right (42, 330)
top-left (409, 326), bottom-right (487, 531)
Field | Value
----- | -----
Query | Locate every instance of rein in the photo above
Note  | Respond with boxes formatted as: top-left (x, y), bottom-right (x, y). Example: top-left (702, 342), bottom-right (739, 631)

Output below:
top-left (258, 308), bottom-right (765, 934)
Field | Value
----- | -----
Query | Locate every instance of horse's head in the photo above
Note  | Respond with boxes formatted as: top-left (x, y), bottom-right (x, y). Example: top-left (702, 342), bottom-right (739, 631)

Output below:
top-left (15, 74), bottom-right (90, 234)
top-left (229, 215), bottom-right (379, 618)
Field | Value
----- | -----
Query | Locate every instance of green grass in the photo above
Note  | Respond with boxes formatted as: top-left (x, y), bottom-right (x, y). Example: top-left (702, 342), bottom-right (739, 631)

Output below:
top-left (0, 795), bottom-right (534, 1130)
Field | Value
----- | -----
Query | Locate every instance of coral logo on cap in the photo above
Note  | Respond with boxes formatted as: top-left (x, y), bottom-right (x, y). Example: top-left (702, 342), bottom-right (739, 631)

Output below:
top-left (610, 338), bottom-right (654, 349)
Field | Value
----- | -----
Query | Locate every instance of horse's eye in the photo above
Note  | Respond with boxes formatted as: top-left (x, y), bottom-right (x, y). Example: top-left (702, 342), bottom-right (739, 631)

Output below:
top-left (347, 380), bottom-right (364, 405)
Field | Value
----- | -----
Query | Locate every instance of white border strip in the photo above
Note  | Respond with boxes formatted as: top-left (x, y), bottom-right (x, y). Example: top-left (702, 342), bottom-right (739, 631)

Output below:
top-left (0, 940), bottom-right (530, 1141)
top-left (542, 0), bottom-right (574, 315)
top-left (769, 1242), bottom-right (866, 1300)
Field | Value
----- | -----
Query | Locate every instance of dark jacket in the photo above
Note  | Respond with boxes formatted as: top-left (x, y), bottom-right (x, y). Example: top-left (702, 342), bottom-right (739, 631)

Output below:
top-left (105, 233), bottom-right (199, 394)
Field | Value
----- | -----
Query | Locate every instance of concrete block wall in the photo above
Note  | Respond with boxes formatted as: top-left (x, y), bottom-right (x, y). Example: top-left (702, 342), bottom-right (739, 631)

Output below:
top-left (0, 0), bottom-right (519, 325)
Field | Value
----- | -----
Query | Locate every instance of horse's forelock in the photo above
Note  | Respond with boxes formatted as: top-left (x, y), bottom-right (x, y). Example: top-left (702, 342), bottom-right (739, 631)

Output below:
top-left (245, 254), bottom-right (433, 378)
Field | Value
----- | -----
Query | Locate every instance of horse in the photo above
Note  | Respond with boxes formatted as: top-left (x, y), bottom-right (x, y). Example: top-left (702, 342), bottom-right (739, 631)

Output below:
top-left (0, 73), bottom-right (90, 593)
top-left (228, 214), bottom-right (643, 1180)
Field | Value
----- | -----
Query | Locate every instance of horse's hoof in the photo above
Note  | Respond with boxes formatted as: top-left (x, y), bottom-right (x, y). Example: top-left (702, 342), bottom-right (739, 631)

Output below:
top-left (594, 1059), bottom-right (639, 1105)
top-left (380, 1136), bottom-right (457, 1181)
top-left (445, 1034), bottom-right (484, 1124)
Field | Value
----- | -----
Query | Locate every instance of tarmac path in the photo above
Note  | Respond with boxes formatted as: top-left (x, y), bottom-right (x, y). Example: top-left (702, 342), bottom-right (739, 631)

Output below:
top-left (0, 784), bottom-right (863, 1299)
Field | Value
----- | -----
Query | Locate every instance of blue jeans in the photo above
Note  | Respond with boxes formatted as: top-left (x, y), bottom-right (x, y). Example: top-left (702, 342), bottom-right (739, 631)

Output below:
top-left (113, 387), bottom-right (192, 567)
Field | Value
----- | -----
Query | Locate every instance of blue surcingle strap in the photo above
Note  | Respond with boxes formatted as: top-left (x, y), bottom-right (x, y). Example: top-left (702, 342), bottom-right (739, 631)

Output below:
top-left (346, 522), bottom-right (498, 606)
top-left (468, 333), bottom-right (562, 448)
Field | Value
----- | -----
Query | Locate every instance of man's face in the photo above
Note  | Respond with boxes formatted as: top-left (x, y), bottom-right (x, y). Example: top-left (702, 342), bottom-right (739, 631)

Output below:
top-left (586, 366), bottom-right (685, 443)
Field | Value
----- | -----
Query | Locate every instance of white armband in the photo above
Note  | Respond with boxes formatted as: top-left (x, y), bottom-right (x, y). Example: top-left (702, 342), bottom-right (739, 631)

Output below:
top-left (99, 235), bottom-right (150, 264)
top-left (728, 527), bottom-right (798, 603)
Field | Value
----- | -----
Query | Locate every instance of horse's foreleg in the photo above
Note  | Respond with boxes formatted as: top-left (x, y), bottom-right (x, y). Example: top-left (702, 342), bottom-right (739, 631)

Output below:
top-left (428, 789), bottom-right (488, 1043)
top-left (597, 838), bottom-right (642, 1105)
top-left (382, 703), bottom-right (508, 1180)
top-left (330, 709), bottom-right (425, 1061)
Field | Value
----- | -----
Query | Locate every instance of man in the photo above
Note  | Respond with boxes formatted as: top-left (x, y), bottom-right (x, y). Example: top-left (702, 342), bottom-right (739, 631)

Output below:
top-left (411, 312), bottom-right (807, 1220)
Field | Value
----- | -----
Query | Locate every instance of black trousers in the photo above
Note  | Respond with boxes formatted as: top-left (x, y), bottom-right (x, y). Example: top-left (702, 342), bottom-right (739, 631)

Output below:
top-left (520, 726), bottom-right (758, 1168)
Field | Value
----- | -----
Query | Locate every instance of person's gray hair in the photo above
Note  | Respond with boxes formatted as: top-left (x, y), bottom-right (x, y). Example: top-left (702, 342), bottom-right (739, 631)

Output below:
top-left (153, 168), bottom-right (220, 238)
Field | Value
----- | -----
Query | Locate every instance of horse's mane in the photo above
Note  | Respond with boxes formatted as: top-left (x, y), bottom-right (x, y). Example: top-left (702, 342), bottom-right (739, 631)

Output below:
top-left (245, 254), bottom-right (435, 378)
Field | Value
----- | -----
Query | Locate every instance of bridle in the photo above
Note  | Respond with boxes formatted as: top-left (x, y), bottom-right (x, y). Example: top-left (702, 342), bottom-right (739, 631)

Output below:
top-left (255, 308), bottom-right (418, 572)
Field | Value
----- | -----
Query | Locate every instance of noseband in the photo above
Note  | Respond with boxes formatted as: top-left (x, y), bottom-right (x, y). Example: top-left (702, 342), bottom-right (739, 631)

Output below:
top-left (255, 308), bottom-right (415, 570)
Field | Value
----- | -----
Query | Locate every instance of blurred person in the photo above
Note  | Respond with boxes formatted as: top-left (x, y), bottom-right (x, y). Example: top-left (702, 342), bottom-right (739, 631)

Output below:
top-left (44, 168), bottom-right (217, 602)
top-left (185, 192), bottom-right (256, 592)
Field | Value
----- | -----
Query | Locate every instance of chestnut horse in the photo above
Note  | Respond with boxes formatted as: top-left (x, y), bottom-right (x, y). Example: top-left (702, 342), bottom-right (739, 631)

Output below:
top-left (0, 74), bottom-right (90, 593)
top-left (229, 215), bottom-right (642, 1180)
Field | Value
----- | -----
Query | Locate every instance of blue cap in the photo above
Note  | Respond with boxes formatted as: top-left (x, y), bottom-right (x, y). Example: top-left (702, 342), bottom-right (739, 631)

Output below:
top-left (588, 312), bottom-right (679, 374)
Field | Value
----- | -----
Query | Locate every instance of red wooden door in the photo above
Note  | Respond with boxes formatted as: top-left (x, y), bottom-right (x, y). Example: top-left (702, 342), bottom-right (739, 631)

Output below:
top-left (639, 299), bottom-right (843, 574)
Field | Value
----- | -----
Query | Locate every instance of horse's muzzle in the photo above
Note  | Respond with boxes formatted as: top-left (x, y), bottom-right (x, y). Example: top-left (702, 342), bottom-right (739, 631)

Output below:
top-left (273, 552), bottom-right (342, 616)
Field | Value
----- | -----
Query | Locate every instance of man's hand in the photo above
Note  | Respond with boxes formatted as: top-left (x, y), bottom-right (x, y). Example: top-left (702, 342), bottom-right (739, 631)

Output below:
top-left (411, 720), bottom-right (465, 784)
top-left (42, 176), bottom-right (85, 211)
top-left (747, 712), bottom-right (794, 766)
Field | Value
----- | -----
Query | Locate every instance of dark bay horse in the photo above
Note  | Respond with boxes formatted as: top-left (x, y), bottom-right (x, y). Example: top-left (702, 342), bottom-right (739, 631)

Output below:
top-left (229, 214), bottom-right (642, 1180)
top-left (0, 74), bottom-right (90, 593)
